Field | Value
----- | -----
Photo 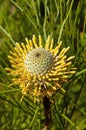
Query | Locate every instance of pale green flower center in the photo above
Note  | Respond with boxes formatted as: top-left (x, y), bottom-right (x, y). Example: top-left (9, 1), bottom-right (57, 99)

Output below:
top-left (25, 48), bottom-right (54, 75)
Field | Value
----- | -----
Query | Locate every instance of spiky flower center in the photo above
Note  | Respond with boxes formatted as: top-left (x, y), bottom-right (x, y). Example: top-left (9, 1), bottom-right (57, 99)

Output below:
top-left (25, 48), bottom-right (54, 75)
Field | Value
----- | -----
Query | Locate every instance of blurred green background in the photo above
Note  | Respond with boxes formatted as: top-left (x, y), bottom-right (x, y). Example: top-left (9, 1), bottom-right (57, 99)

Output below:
top-left (0, 0), bottom-right (86, 130)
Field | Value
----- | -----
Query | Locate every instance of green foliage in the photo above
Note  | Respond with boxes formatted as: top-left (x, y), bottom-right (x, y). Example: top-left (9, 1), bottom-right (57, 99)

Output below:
top-left (0, 0), bottom-right (86, 129)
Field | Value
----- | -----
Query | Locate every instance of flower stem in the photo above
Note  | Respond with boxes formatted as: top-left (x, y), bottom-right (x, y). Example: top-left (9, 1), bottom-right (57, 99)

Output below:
top-left (43, 96), bottom-right (51, 130)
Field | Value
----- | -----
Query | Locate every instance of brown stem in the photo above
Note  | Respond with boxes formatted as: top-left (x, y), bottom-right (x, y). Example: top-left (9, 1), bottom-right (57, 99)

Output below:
top-left (43, 96), bottom-right (51, 130)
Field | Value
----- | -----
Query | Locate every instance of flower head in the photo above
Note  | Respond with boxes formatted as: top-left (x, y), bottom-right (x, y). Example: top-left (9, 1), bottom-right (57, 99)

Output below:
top-left (6, 35), bottom-right (76, 100)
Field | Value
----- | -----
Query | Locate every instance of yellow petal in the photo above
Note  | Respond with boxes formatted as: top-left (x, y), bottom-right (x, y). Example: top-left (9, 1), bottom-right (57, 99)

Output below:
top-left (32, 35), bottom-right (38, 48)
top-left (25, 38), bottom-right (32, 50)
top-left (50, 39), bottom-right (54, 50)
top-left (21, 42), bottom-right (27, 54)
top-left (52, 41), bottom-right (62, 55)
top-left (16, 42), bottom-right (23, 53)
top-left (45, 35), bottom-right (51, 50)
top-left (66, 56), bottom-right (75, 61)
top-left (39, 35), bottom-right (42, 48)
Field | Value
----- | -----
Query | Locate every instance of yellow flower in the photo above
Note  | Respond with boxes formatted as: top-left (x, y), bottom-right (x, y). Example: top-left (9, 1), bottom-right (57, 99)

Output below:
top-left (5, 35), bottom-right (76, 100)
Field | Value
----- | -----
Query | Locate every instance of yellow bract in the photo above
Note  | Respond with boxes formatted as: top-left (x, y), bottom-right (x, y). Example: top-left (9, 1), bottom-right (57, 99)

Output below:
top-left (5, 35), bottom-right (76, 101)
